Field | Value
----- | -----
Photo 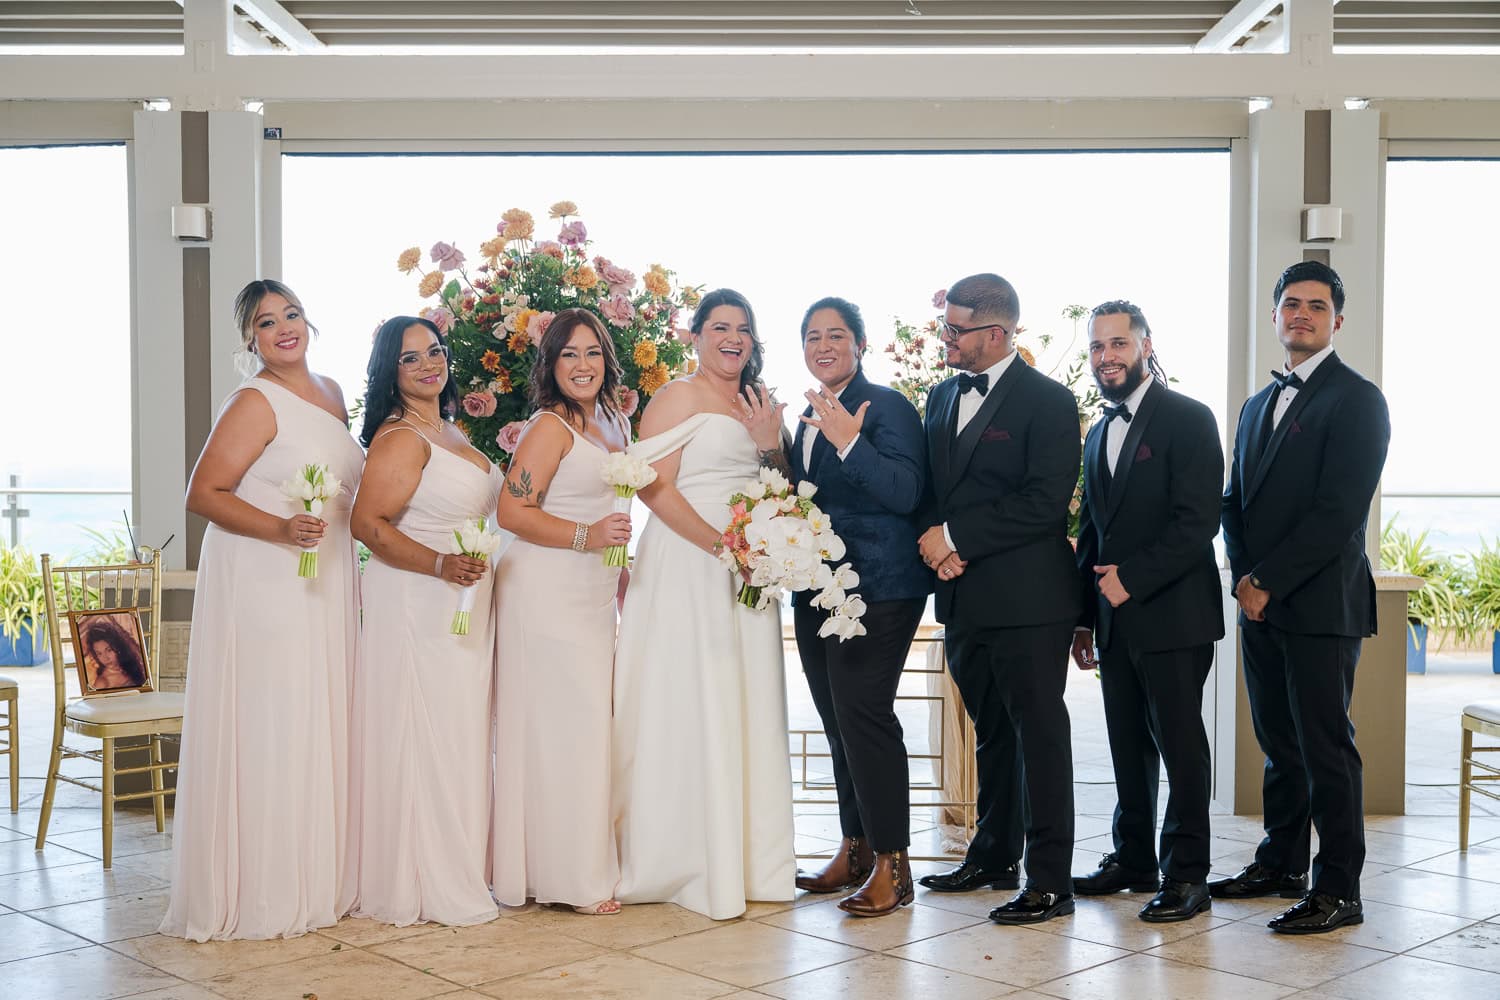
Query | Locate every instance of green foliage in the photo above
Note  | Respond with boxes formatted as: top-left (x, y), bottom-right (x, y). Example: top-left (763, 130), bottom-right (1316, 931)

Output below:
top-left (73, 526), bottom-right (133, 564)
top-left (1462, 539), bottom-right (1500, 637)
top-left (0, 546), bottom-right (47, 644)
top-left (1380, 520), bottom-right (1467, 647)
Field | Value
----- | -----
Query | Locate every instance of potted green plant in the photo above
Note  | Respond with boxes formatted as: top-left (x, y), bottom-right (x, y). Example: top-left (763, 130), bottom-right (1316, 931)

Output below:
top-left (1380, 521), bottom-right (1466, 674)
top-left (1463, 540), bottom-right (1500, 675)
top-left (0, 545), bottom-right (50, 666)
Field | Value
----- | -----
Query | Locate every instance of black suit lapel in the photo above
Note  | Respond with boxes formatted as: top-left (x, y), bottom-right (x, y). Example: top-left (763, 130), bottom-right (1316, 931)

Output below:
top-left (791, 410), bottom-right (811, 479)
top-left (1245, 353), bottom-right (1342, 504)
top-left (1099, 381), bottom-right (1163, 530)
top-left (929, 378), bottom-right (959, 493)
top-left (946, 356), bottom-right (1026, 499)
top-left (1082, 420), bottom-right (1106, 526)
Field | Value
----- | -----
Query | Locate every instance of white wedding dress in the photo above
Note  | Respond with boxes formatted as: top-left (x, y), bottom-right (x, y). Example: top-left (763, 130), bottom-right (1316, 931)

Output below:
top-left (612, 412), bottom-right (797, 920)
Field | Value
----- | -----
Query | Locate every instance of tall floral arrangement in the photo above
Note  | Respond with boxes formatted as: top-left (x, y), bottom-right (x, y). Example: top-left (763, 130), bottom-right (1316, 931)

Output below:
top-left (887, 298), bottom-right (1100, 536)
top-left (397, 201), bottom-right (701, 466)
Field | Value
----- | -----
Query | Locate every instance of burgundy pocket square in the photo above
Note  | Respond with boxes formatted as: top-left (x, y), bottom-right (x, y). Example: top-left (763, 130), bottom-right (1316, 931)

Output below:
top-left (981, 428), bottom-right (1011, 442)
top-left (1134, 444), bottom-right (1153, 461)
top-left (1288, 420), bottom-right (1302, 435)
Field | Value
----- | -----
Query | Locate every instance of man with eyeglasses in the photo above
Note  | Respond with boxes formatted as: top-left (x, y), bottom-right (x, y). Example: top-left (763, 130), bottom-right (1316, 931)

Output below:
top-left (916, 272), bottom-right (1082, 924)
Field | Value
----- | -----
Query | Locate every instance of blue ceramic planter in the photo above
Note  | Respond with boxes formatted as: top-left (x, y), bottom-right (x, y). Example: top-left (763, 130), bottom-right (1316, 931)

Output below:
top-left (0, 621), bottom-right (49, 666)
top-left (1405, 621), bottom-right (1428, 675)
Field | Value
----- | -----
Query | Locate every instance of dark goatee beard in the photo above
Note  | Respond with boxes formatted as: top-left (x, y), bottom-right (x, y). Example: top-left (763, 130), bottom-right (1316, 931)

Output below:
top-left (1096, 359), bottom-right (1148, 402)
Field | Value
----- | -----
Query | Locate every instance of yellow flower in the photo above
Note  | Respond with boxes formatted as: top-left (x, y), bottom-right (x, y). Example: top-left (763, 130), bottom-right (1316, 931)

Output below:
top-left (633, 339), bottom-right (658, 368)
top-left (501, 208), bottom-right (535, 241)
top-left (480, 350), bottom-right (502, 373)
top-left (1017, 345), bottom-right (1036, 367)
top-left (681, 286), bottom-right (701, 307)
top-left (548, 200), bottom-right (579, 218)
top-left (397, 247), bottom-right (421, 273)
top-left (514, 308), bottom-right (539, 334)
top-left (643, 265), bottom-right (671, 298)
top-left (479, 236), bottom-right (506, 260)
top-left (563, 264), bottom-right (599, 291)
top-left (417, 271), bottom-right (444, 298)
top-left (494, 369), bottom-right (514, 394)
top-left (508, 330), bottom-right (530, 354)
top-left (637, 362), bottom-right (671, 395)
top-left (682, 356), bottom-right (698, 375)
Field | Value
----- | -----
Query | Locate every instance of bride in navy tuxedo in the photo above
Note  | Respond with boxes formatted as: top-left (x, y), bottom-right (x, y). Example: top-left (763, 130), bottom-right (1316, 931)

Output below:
top-left (789, 296), bottom-right (932, 917)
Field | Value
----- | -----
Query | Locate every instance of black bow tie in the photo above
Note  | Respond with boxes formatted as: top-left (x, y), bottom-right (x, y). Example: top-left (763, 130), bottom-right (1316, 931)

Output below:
top-left (1269, 370), bottom-right (1304, 391)
top-left (1102, 403), bottom-right (1132, 423)
top-left (958, 372), bottom-right (989, 396)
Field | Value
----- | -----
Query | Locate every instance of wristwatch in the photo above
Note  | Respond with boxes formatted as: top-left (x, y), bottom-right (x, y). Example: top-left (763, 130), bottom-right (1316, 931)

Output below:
top-left (1250, 574), bottom-right (1267, 593)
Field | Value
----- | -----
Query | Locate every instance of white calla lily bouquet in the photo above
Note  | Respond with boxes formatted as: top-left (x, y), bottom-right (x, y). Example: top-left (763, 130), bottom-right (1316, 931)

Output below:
top-left (280, 462), bottom-right (342, 578)
top-left (598, 452), bottom-right (657, 567)
top-left (717, 468), bottom-right (867, 641)
top-left (451, 516), bottom-right (504, 635)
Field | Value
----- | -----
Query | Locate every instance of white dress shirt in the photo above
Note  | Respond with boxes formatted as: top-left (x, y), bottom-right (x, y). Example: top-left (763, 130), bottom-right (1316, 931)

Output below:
top-left (1272, 343), bottom-right (1334, 429)
top-left (1103, 376), bottom-right (1155, 475)
top-left (943, 352), bottom-right (1021, 556)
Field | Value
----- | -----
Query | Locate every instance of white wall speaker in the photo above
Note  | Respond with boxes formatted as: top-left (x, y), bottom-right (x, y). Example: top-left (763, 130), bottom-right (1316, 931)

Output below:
top-left (171, 204), bottom-right (213, 241)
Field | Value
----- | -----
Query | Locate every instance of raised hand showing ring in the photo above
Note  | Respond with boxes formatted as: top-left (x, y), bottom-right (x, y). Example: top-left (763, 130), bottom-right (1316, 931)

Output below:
top-left (799, 387), bottom-right (871, 452)
top-left (739, 383), bottom-right (787, 451)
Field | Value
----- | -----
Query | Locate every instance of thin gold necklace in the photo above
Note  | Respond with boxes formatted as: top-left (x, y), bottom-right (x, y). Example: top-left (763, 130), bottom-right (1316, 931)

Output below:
top-left (405, 407), bottom-right (446, 434)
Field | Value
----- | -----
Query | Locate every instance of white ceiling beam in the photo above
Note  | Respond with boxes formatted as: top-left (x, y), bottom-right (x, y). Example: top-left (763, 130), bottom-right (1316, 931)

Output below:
top-left (236, 0), bottom-right (323, 53)
top-left (1195, 0), bottom-right (1283, 52)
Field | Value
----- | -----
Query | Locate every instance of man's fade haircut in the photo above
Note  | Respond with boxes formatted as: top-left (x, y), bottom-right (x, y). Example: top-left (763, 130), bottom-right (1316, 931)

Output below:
top-left (1273, 260), bottom-right (1345, 315)
top-left (946, 273), bottom-right (1020, 332)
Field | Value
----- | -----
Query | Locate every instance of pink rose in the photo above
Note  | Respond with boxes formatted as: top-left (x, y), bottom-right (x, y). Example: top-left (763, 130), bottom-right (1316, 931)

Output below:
top-left (600, 292), bottom-right (636, 328)
top-left (420, 305), bottom-right (454, 334)
top-left (557, 220), bottom-right (588, 247)
top-left (431, 241), bottom-right (465, 272)
top-left (617, 386), bottom-right (640, 418)
top-left (599, 262), bottom-right (636, 293)
top-left (495, 420), bottom-right (526, 453)
top-left (527, 311), bottom-right (556, 346)
top-left (532, 240), bottom-right (563, 256)
top-left (462, 390), bottom-right (498, 418)
top-left (932, 288), bottom-right (947, 309)
top-left (593, 255), bottom-right (611, 271)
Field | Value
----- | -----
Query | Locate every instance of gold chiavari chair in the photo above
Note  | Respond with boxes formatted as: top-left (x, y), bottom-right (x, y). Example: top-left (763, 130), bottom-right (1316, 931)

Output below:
top-left (35, 548), bottom-right (184, 867)
top-left (0, 672), bottom-right (16, 812)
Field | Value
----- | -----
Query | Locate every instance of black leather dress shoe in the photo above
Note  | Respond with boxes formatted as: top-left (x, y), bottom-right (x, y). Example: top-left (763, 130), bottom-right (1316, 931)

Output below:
top-left (1139, 879), bottom-right (1211, 923)
top-left (1072, 853), bottom-right (1161, 895)
top-left (989, 888), bottom-right (1075, 925)
top-left (1267, 892), bottom-right (1363, 934)
top-left (1208, 862), bottom-right (1307, 899)
top-left (918, 860), bottom-right (1021, 893)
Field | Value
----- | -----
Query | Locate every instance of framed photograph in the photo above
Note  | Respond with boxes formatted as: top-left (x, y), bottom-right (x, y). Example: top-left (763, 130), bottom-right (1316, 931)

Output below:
top-left (68, 610), bottom-right (153, 695)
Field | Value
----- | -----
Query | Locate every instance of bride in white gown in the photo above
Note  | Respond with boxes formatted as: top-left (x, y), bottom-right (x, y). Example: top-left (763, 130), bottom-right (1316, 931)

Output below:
top-left (612, 288), bottom-right (797, 920)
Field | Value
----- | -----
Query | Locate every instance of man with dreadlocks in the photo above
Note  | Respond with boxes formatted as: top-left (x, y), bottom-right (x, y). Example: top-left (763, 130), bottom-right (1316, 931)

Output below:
top-left (1069, 300), bottom-right (1225, 923)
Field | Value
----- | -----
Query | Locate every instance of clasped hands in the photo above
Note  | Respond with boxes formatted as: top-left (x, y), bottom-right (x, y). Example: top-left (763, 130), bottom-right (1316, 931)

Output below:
top-left (918, 526), bottom-right (967, 580)
top-left (1233, 574), bottom-right (1270, 621)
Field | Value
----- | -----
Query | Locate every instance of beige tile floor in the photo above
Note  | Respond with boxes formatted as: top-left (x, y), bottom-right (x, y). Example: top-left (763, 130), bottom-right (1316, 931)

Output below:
top-left (0, 648), bottom-right (1497, 999)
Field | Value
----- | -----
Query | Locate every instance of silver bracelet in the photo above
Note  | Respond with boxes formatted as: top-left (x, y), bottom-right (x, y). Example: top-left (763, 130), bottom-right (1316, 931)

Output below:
top-left (434, 552), bottom-right (446, 577)
top-left (572, 521), bottom-right (589, 552)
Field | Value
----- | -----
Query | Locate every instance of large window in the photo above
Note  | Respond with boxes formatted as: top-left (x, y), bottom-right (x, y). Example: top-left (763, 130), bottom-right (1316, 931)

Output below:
top-left (283, 149), bottom-right (1230, 431)
top-left (1383, 159), bottom-right (1500, 555)
top-left (0, 145), bottom-right (131, 557)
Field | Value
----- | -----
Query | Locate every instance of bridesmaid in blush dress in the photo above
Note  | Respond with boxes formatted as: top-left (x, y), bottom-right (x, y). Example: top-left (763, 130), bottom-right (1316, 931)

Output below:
top-left (161, 280), bottom-right (363, 941)
top-left (349, 316), bottom-right (502, 928)
top-left (493, 309), bottom-right (632, 916)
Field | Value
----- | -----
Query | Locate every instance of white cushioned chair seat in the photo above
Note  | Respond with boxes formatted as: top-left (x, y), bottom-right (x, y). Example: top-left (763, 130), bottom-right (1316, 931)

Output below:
top-left (1464, 702), bottom-right (1500, 727)
top-left (0, 675), bottom-right (17, 691)
top-left (67, 692), bottom-right (185, 725)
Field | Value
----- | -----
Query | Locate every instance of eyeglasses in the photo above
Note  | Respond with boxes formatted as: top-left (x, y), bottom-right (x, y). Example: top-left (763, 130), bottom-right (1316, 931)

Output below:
top-left (938, 319), bottom-right (1010, 341)
top-left (397, 344), bottom-right (450, 370)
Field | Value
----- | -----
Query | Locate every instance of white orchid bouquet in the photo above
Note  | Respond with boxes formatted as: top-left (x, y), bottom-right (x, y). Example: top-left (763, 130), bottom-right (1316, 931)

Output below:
top-left (280, 462), bottom-right (343, 578)
top-left (718, 468), bottom-right (868, 641)
top-left (599, 452), bottom-right (657, 568)
top-left (451, 516), bottom-right (504, 635)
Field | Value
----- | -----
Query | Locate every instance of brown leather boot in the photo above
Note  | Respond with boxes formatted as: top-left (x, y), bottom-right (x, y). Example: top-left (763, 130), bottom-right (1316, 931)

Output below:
top-left (838, 849), bottom-right (915, 917)
top-left (796, 836), bottom-right (874, 893)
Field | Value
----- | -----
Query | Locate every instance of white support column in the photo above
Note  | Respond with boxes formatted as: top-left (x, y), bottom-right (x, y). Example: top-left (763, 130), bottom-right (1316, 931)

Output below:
top-left (206, 111), bottom-right (265, 410)
top-left (130, 110), bottom-right (188, 570)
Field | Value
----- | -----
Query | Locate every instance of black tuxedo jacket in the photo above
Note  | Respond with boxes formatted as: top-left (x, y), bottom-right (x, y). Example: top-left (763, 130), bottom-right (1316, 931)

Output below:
top-left (921, 357), bottom-right (1081, 628)
top-left (1221, 351), bottom-right (1391, 637)
top-left (1075, 381), bottom-right (1225, 653)
top-left (789, 370), bottom-right (933, 606)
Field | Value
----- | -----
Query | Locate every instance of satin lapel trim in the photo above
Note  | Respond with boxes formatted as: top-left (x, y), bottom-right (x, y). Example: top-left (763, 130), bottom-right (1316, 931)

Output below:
top-left (930, 378), bottom-right (959, 492)
top-left (1244, 353), bottom-right (1341, 504)
top-left (1082, 419), bottom-right (1106, 525)
top-left (1099, 381), bottom-right (1163, 530)
top-left (807, 424), bottom-right (835, 479)
top-left (791, 408), bottom-right (811, 479)
top-left (946, 357), bottom-right (1025, 499)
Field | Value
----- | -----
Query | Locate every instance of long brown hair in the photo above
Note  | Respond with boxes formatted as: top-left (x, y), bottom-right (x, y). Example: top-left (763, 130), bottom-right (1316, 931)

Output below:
top-left (691, 287), bottom-right (765, 391)
top-left (530, 308), bottom-right (624, 429)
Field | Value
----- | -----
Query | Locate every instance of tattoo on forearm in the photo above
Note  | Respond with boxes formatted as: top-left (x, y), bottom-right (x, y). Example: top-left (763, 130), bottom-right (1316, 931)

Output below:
top-left (758, 447), bottom-right (791, 477)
